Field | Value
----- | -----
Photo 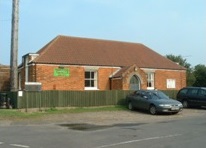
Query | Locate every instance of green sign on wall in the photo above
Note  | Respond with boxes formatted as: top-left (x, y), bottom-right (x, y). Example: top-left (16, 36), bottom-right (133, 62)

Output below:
top-left (54, 68), bottom-right (70, 77)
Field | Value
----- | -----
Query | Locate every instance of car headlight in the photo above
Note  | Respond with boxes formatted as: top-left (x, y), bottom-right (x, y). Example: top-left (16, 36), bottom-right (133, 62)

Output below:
top-left (159, 104), bottom-right (172, 107)
top-left (178, 104), bottom-right (183, 107)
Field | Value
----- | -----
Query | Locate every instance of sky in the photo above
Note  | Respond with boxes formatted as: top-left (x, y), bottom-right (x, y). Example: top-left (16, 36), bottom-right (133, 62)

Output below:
top-left (0, 0), bottom-right (205, 67)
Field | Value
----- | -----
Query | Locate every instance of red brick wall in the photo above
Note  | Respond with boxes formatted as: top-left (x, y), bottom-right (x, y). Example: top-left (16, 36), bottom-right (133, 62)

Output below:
top-left (0, 65), bottom-right (10, 91)
top-left (98, 68), bottom-right (118, 90)
top-left (112, 78), bottom-right (123, 90)
top-left (19, 64), bottom-right (186, 91)
top-left (34, 66), bottom-right (119, 90)
top-left (35, 65), bottom-right (84, 90)
top-left (19, 67), bottom-right (25, 90)
top-left (113, 67), bottom-right (186, 90)
top-left (28, 64), bottom-right (36, 82)
top-left (155, 70), bottom-right (186, 90)
top-left (20, 64), bottom-right (119, 91)
top-left (19, 65), bottom-right (35, 90)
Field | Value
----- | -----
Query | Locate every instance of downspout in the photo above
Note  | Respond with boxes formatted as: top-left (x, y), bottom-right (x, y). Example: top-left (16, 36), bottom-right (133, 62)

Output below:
top-left (25, 56), bottom-right (29, 82)
top-left (110, 66), bottom-right (114, 90)
top-left (110, 77), bottom-right (112, 90)
top-left (35, 63), bottom-right (37, 82)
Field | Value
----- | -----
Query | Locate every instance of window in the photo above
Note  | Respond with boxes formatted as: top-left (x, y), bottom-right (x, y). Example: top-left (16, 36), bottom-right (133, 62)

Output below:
top-left (147, 73), bottom-right (154, 89)
top-left (167, 79), bottom-right (176, 88)
top-left (187, 88), bottom-right (198, 96)
top-left (85, 71), bottom-right (97, 90)
top-left (179, 88), bottom-right (188, 96)
top-left (198, 89), bottom-right (206, 97)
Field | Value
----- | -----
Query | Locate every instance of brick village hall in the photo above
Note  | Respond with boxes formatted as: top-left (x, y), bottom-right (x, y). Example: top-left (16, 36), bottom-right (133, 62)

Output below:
top-left (18, 35), bottom-right (186, 91)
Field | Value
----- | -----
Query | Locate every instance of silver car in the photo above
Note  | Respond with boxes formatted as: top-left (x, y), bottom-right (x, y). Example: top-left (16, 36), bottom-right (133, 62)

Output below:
top-left (126, 90), bottom-right (183, 115)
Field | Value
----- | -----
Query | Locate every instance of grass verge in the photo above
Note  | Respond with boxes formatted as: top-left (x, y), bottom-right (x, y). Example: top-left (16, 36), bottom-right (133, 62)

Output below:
top-left (0, 105), bottom-right (128, 121)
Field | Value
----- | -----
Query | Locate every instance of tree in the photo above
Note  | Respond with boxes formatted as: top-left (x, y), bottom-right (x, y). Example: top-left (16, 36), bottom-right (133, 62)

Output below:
top-left (193, 64), bottom-right (206, 87)
top-left (165, 54), bottom-right (195, 86)
top-left (166, 54), bottom-right (190, 68)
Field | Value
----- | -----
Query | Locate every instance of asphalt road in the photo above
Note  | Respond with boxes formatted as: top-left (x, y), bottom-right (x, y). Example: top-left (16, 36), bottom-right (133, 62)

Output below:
top-left (0, 109), bottom-right (206, 148)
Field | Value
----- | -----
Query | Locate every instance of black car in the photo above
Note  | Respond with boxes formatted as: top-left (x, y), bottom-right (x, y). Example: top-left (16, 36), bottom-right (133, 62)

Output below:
top-left (126, 90), bottom-right (183, 115)
top-left (176, 87), bottom-right (206, 108)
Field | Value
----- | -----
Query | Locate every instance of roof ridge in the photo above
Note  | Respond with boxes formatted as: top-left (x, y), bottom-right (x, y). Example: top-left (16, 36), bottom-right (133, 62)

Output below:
top-left (56, 34), bottom-right (144, 46)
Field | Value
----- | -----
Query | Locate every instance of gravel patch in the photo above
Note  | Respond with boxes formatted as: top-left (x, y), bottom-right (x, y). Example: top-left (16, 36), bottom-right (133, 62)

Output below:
top-left (1, 108), bottom-right (205, 126)
top-left (28, 108), bottom-right (206, 125)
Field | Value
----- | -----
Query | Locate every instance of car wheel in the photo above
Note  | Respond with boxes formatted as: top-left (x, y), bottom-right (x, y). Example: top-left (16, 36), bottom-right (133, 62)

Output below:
top-left (149, 105), bottom-right (157, 115)
top-left (128, 102), bottom-right (134, 110)
top-left (182, 100), bottom-right (188, 108)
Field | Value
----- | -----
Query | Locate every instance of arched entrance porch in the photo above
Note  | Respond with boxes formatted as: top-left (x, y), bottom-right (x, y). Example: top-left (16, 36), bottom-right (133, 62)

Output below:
top-left (129, 75), bottom-right (140, 90)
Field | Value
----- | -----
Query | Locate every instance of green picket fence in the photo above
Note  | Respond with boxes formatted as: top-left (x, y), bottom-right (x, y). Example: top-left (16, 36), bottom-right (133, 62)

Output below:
top-left (0, 90), bottom-right (178, 109)
top-left (17, 90), bottom-right (133, 109)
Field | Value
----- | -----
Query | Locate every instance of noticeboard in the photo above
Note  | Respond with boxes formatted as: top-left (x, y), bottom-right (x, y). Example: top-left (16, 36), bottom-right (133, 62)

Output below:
top-left (54, 68), bottom-right (70, 77)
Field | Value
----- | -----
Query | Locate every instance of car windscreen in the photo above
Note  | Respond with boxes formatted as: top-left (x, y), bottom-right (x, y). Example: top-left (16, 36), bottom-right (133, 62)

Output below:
top-left (149, 91), bottom-right (170, 100)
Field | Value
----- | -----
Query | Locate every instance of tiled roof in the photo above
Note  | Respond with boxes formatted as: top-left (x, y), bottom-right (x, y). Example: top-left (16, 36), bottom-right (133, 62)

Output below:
top-left (112, 66), bottom-right (130, 78)
top-left (33, 35), bottom-right (185, 70)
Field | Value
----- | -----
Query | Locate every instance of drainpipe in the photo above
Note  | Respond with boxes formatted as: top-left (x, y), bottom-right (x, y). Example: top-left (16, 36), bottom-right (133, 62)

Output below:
top-left (25, 56), bottom-right (28, 82)
top-left (109, 77), bottom-right (112, 90)
top-left (34, 63), bottom-right (37, 82)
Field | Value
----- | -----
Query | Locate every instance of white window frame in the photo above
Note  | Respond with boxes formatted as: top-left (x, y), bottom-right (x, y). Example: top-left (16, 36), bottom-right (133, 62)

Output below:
top-left (167, 79), bottom-right (176, 89)
top-left (84, 66), bottom-right (99, 90)
top-left (147, 72), bottom-right (154, 90)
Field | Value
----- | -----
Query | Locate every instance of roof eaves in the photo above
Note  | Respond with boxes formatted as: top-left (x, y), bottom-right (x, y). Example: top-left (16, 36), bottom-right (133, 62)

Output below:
top-left (141, 66), bottom-right (186, 71)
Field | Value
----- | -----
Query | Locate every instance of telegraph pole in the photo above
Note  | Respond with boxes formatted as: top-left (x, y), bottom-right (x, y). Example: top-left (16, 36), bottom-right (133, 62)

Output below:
top-left (10, 0), bottom-right (19, 91)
